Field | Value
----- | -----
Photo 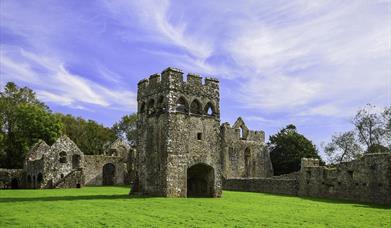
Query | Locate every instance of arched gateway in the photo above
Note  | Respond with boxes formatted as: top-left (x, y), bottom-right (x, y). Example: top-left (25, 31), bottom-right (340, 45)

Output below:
top-left (187, 163), bottom-right (215, 197)
top-left (103, 163), bottom-right (116, 185)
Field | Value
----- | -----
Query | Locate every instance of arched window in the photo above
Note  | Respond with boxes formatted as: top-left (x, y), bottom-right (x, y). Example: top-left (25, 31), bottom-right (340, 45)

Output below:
top-left (157, 96), bottom-right (165, 111)
top-left (190, 99), bottom-right (202, 114)
top-left (204, 102), bottom-right (215, 116)
top-left (176, 97), bottom-right (188, 113)
top-left (147, 99), bottom-right (155, 115)
top-left (244, 148), bottom-right (251, 177)
top-left (239, 126), bottom-right (244, 139)
top-left (59, 151), bottom-right (67, 163)
top-left (139, 102), bottom-right (145, 114)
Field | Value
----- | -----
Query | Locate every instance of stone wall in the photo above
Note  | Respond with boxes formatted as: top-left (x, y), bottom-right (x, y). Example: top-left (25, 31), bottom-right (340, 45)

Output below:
top-left (83, 155), bottom-right (127, 185)
top-left (298, 153), bottom-right (391, 205)
top-left (223, 177), bottom-right (299, 196)
top-left (221, 118), bottom-right (273, 179)
top-left (224, 154), bottom-right (391, 205)
top-left (0, 169), bottom-right (24, 189)
top-left (55, 170), bottom-right (84, 188)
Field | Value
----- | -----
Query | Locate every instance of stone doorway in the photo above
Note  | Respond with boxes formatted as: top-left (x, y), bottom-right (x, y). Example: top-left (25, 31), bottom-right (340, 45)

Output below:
top-left (187, 163), bottom-right (214, 197)
top-left (103, 163), bottom-right (115, 185)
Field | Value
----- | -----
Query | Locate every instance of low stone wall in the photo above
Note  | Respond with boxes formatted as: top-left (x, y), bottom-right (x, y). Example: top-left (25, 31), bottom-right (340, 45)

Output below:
top-left (223, 177), bottom-right (299, 196)
top-left (299, 153), bottom-right (391, 205)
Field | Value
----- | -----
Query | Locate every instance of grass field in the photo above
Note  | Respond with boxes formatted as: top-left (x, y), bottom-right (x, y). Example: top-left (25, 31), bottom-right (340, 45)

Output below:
top-left (0, 186), bottom-right (390, 227)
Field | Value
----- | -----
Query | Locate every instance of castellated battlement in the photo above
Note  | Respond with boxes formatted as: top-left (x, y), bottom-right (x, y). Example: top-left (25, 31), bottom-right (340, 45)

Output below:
top-left (301, 158), bottom-right (320, 168)
top-left (137, 67), bottom-right (220, 119)
top-left (137, 67), bottom-right (219, 99)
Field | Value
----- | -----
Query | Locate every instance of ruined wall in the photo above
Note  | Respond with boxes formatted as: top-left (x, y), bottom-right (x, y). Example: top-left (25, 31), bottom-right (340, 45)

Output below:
top-left (223, 177), bottom-right (299, 195)
top-left (136, 67), bottom-right (222, 197)
top-left (0, 169), bottom-right (24, 189)
top-left (224, 172), bottom-right (299, 195)
top-left (221, 119), bottom-right (273, 179)
top-left (299, 154), bottom-right (391, 205)
top-left (83, 155), bottom-right (127, 185)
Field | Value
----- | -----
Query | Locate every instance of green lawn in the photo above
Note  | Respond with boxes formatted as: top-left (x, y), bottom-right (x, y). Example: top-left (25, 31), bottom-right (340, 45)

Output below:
top-left (0, 186), bottom-right (390, 227)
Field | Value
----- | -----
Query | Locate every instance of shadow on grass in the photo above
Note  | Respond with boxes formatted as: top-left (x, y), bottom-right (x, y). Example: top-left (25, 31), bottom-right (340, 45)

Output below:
top-left (224, 190), bottom-right (391, 209)
top-left (0, 193), bottom-right (159, 203)
top-left (297, 196), bottom-right (391, 209)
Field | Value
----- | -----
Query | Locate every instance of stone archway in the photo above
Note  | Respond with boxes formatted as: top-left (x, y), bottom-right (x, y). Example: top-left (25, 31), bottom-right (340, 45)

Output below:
top-left (187, 163), bottom-right (214, 197)
top-left (103, 163), bottom-right (116, 185)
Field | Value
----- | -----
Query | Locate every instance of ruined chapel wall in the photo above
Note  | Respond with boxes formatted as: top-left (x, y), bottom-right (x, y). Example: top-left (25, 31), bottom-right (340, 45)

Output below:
top-left (83, 155), bottom-right (126, 185)
top-left (221, 123), bottom-right (273, 179)
top-left (43, 136), bottom-right (84, 187)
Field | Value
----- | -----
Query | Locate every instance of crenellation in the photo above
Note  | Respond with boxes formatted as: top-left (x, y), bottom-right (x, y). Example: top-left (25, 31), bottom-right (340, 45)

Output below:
top-left (187, 73), bottom-right (202, 86)
top-left (148, 73), bottom-right (161, 88)
top-left (301, 158), bottom-right (320, 168)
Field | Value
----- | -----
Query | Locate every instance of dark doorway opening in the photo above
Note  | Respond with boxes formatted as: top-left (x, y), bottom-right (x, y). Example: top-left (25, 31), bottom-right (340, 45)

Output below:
top-left (244, 148), bottom-right (251, 177)
top-left (27, 175), bottom-right (32, 189)
top-left (11, 178), bottom-right (18, 189)
top-left (37, 173), bottom-right (43, 188)
top-left (103, 163), bottom-right (116, 185)
top-left (72, 154), bottom-right (81, 169)
top-left (187, 163), bottom-right (214, 197)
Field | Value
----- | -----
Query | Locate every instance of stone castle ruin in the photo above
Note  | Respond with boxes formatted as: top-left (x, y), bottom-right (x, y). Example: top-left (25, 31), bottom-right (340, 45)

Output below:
top-left (0, 136), bottom-right (133, 189)
top-left (1, 67), bottom-right (390, 205)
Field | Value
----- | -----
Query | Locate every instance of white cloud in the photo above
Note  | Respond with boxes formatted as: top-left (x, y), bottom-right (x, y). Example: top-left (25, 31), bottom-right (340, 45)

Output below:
top-left (103, 0), bottom-right (213, 60)
top-left (0, 46), bottom-right (137, 110)
top-left (224, 0), bottom-right (390, 115)
top-left (238, 74), bottom-right (323, 111)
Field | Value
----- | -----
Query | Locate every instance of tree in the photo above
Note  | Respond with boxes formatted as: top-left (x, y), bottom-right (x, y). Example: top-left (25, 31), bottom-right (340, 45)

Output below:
top-left (268, 124), bottom-right (322, 175)
top-left (112, 113), bottom-right (137, 144)
top-left (324, 131), bottom-right (363, 164)
top-left (56, 114), bottom-right (116, 155)
top-left (381, 106), bottom-right (391, 148)
top-left (11, 104), bottom-right (63, 167)
top-left (352, 104), bottom-right (391, 152)
top-left (0, 82), bottom-right (62, 168)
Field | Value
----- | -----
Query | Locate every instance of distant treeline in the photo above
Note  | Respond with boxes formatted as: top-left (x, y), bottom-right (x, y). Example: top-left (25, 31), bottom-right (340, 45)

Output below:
top-left (0, 82), bottom-right (136, 169)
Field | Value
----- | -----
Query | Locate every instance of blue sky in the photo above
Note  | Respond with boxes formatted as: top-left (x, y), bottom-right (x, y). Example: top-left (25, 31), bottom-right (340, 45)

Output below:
top-left (1, 0), bottom-right (390, 156)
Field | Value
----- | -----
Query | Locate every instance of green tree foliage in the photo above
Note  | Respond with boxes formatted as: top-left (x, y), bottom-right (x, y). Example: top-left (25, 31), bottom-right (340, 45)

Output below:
top-left (112, 113), bottom-right (137, 144)
top-left (56, 114), bottom-right (116, 155)
top-left (268, 124), bottom-right (322, 175)
top-left (324, 131), bottom-right (363, 164)
top-left (0, 82), bottom-right (62, 168)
